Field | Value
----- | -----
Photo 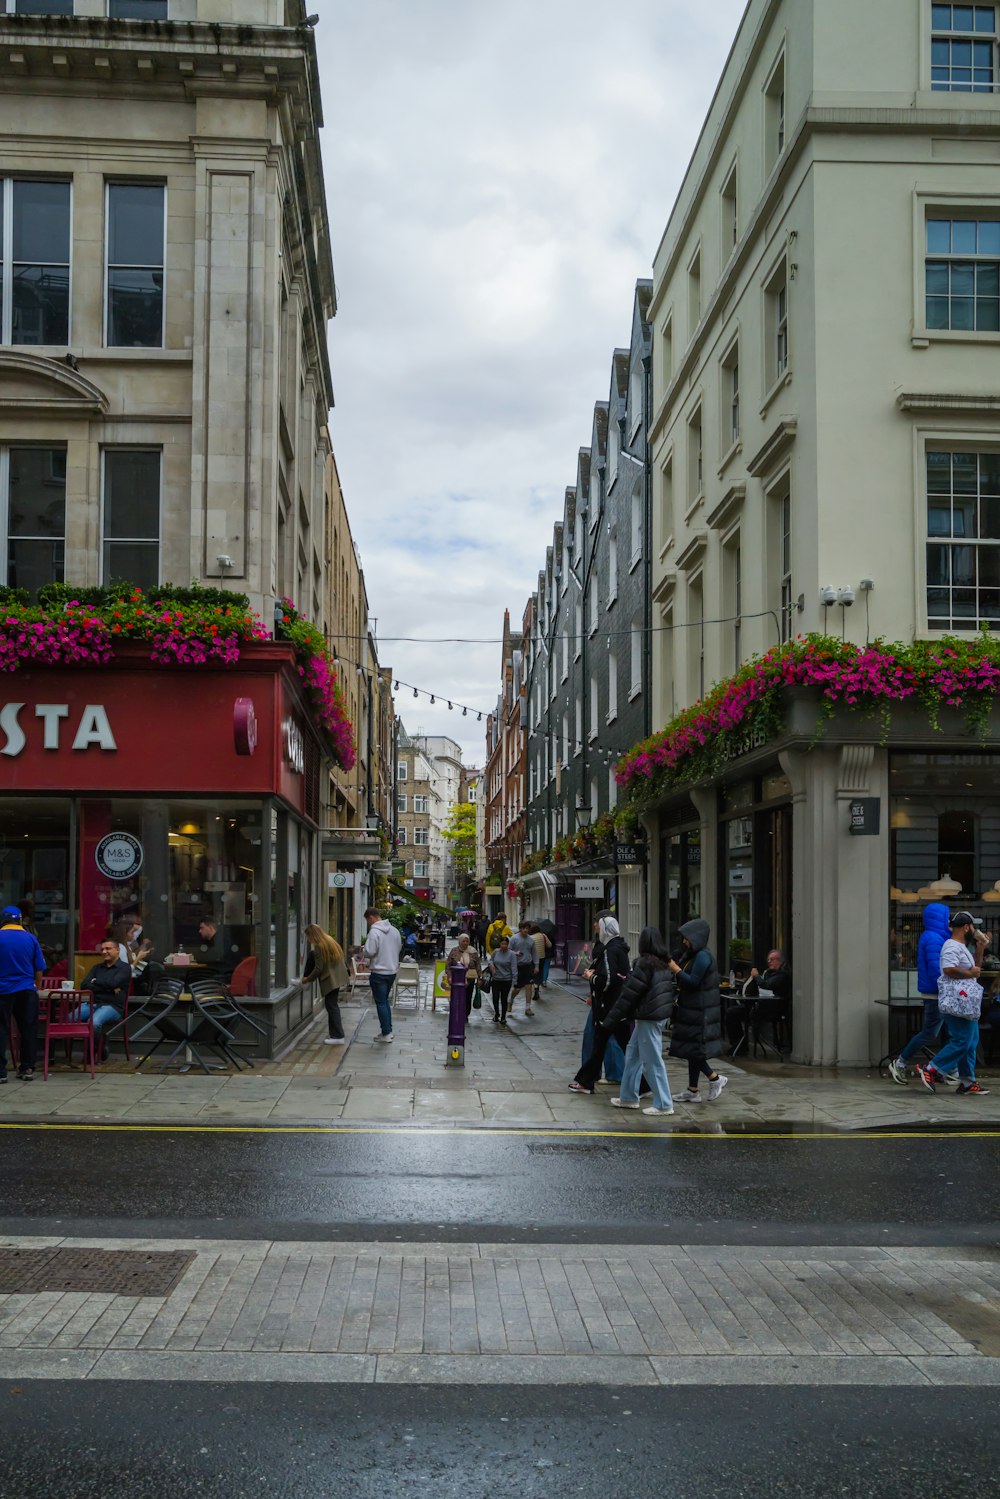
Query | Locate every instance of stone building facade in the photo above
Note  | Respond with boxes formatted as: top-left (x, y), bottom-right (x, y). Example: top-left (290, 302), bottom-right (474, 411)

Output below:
top-left (642, 0), bottom-right (1000, 1063)
top-left (484, 608), bottom-right (526, 922)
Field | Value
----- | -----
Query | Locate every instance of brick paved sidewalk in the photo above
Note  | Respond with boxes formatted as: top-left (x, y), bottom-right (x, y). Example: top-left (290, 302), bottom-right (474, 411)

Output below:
top-left (3, 969), bottom-right (998, 1130)
top-left (0, 1234), bottom-right (998, 1385)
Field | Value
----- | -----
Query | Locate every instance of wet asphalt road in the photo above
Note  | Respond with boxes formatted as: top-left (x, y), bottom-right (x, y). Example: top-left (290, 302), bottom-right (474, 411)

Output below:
top-left (1, 1382), bottom-right (996, 1499)
top-left (2, 1126), bottom-right (999, 1244)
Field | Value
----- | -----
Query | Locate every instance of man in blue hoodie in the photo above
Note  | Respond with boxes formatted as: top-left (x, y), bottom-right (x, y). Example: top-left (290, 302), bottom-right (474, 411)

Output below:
top-left (887, 901), bottom-right (950, 1084)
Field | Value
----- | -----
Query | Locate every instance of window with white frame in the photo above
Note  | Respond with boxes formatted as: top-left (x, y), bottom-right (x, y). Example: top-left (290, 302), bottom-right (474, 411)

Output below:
top-left (106, 181), bottom-right (165, 347)
top-left (607, 652), bottom-right (618, 721)
top-left (721, 160), bottom-right (738, 256)
top-left (765, 261), bottom-right (789, 386)
top-left (725, 533), bottom-right (743, 672)
top-left (764, 50), bottom-right (786, 171)
top-left (630, 614), bottom-right (642, 695)
top-left (397, 828), bottom-right (407, 845)
top-left (397, 793), bottom-right (407, 813)
top-left (608, 529), bottom-right (618, 602)
top-left (397, 762), bottom-right (408, 780)
top-left (561, 711), bottom-right (569, 766)
top-left (925, 215), bottom-right (1000, 331)
top-left (414, 859), bottom-right (429, 878)
top-left (414, 794), bottom-right (428, 813)
top-left (0, 446), bottom-right (66, 592)
top-left (589, 578), bottom-right (599, 634)
top-left (687, 405), bottom-right (703, 507)
top-left (687, 246), bottom-right (702, 335)
top-left (721, 338), bottom-right (740, 448)
top-left (607, 420), bottom-right (619, 489)
top-left (629, 359), bottom-right (643, 438)
top-left (927, 448), bottom-right (1000, 629)
top-left (931, 5), bottom-right (997, 92)
top-left (630, 474), bottom-right (643, 565)
top-left (575, 694), bottom-right (582, 752)
top-left (589, 674), bottom-right (599, 739)
top-left (574, 599), bottom-right (582, 658)
top-left (102, 449), bottom-right (160, 588)
top-left (687, 572), bottom-right (705, 701)
top-left (608, 763), bottom-right (619, 811)
top-left (8, 2), bottom-right (74, 17)
top-left (768, 475), bottom-right (793, 643)
top-left (0, 179), bottom-right (71, 346)
top-left (660, 312), bottom-right (673, 389)
top-left (414, 828), bottom-right (429, 845)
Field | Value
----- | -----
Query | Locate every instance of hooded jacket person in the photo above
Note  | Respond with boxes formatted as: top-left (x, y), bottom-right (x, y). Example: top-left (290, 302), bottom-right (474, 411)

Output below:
top-left (917, 902), bottom-right (950, 996)
top-left (669, 918), bottom-right (722, 1060)
top-left (590, 915), bottom-right (631, 1023)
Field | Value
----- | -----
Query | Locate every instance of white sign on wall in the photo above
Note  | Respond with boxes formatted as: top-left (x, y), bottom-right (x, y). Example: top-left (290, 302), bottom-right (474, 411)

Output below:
top-left (328, 872), bottom-right (354, 889)
top-left (575, 879), bottom-right (605, 900)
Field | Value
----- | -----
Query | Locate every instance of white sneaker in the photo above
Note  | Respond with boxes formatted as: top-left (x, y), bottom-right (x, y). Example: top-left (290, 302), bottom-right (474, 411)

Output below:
top-left (708, 1074), bottom-right (728, 1101)
top-left (643, 1105), bottom-right (674, 1116)
top-left (323, 1037), bottom-right (347, 1046)
top-left (609, 1097), bottom-right (641, 1109)
top-left (374, 1033), bottom-right (394, 1044)
top-left (524, 1006), bottom-right (534, 1017)
top-left (677, 1088), bottom-right (703, 1103)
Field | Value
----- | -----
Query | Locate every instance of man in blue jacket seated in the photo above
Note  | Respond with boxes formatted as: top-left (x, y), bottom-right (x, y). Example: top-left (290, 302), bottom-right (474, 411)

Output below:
top-left (80, 939), bottom-right (132, 1061)
top-left (887, 901), bottom-right (950, 1084)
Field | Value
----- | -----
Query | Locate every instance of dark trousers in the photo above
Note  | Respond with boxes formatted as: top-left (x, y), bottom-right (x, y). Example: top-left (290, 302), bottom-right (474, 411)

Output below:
top-left (323, 989), bottom-right (344, 1040)
top-left (688, 1055), bottom-right (715, 1090)
top-left (575, 1016), bottom-right (633, 1090)
top-left (1, 989), bottom-right (38, 1074)
top-left (491, 981), bottom-right (511, 1021)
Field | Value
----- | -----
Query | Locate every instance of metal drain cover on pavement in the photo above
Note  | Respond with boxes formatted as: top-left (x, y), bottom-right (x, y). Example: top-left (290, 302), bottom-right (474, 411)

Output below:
top-left (0, 1247), bottom-right (194, 1296)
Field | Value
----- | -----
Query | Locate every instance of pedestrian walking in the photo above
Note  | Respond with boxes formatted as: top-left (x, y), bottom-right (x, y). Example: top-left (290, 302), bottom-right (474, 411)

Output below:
top-left (300, 925), bottom-right (350, 1045)
top-left (486, 915), bottom-right (512, 954)
top-left (508, 922), bottom-right (537, 1017)
top-left (668, 918), bottom-right (727, 1103)
top-left (0, 905), bottom-right (45, 1083)
top-left (917, 911), bottom-right (991, 1096)
top-left (530, 923), bottom-right (552, 1002)
top-left (887, 902), bottom-right (950, 1084)
top-left (363, 906), bottom-right (402, 1043)
top-left (568, 913), bottom-right (632, 1093)
top-left (601, 926), bottom-right (675, 1115)
top-left (445, 933), bottom-right (483, 1019)
top-left (488, 936), bottom-right (518, 1026)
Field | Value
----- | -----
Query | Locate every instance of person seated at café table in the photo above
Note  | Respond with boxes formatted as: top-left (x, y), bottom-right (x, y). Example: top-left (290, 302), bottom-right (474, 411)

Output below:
top-left (724, 948), bottom-right (792, 1052)
top-left (195, 918), bottom-right (227, 972)
top-left (80, 939), bottom-right (132, 1060)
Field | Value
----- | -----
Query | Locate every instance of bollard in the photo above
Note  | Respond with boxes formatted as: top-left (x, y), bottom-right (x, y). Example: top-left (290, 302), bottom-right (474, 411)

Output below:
top-left (445, 963), bottom-right (467, 1067)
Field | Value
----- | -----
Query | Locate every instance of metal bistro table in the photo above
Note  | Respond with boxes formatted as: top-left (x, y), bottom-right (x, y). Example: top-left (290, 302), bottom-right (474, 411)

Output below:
top-left (131, 972), bottom-right (229, 1074)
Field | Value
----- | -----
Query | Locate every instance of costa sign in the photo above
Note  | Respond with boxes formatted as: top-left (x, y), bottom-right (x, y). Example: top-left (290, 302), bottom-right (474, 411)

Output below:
top-left (0, 702), bottom-right (116, 757)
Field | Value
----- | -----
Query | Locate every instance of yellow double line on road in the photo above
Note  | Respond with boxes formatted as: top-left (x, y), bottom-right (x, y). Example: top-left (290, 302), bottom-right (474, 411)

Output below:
top-left (0, 1121), bottom-right (998, 1139)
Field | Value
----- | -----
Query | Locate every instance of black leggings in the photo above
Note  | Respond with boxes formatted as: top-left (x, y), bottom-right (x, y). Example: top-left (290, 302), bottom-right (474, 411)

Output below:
top-left (688, 1055), bottom-right (716, 1090)
top-left (576, 1016), bottom-right (633, 1090)
top-left (324, 989), bottom-right (344, 1039)
top-left (491, 981), bottom-right (511, 1021)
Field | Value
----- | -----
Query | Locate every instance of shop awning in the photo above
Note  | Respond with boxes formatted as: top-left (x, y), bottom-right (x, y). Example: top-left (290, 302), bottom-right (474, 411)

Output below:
top-left (387, 879), bottom-right (454, 919)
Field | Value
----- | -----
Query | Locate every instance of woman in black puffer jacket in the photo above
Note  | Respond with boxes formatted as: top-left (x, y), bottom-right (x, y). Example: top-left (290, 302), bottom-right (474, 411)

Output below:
top-left (601, 926), bottom-right (675, 1114)
top-left (668, 918), bottom-right (726, 1103)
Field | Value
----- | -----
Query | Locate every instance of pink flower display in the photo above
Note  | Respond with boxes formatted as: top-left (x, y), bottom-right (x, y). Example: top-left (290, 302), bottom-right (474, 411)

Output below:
top-left (615, 634), bottom-right (1000, 803)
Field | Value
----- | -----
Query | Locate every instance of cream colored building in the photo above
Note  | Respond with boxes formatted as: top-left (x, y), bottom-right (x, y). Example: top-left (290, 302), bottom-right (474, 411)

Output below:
top-left (645, 0), bottom-right (1000, 1064)
top-left (0, 0), bottom-right (332, 621)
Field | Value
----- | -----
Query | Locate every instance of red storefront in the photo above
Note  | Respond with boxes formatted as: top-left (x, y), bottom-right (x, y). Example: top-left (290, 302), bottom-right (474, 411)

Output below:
top-left (0, 641), bottom-right (329, 1052)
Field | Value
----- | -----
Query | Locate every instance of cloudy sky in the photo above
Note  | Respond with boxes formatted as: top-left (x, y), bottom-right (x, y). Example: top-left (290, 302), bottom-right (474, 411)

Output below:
top-left (316, 0), bottom-right (747, 763)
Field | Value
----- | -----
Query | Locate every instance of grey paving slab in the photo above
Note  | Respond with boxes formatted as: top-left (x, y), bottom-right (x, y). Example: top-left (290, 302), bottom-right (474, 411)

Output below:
top-left (0, 1349), bottom-right (101, 1378)
top-left (373, 1353), bottom-right (660, 1384)
top-left (648, 1355), bottom-right (933, 1385)
top-left (90, 1350), bottom-right (377, 1381)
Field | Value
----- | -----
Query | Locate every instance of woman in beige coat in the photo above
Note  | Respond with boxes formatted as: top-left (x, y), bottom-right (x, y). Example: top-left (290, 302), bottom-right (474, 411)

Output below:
top-left (300, 925), bottom-right (350, 1044)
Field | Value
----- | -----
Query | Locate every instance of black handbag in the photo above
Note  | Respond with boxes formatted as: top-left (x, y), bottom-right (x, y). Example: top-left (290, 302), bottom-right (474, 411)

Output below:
top-left (479, 971), bottom-right (492, 994)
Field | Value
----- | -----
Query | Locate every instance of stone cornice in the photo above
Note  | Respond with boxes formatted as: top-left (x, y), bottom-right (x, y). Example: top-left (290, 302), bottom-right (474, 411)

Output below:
top-left (897, 392), bottom-right (1000, 414)
top-left (675, 530), bottom-right (708, 573)
top-left (707, 481), bottom-right (747, 532)
top-left (747, 419), bottom-right (797, 479)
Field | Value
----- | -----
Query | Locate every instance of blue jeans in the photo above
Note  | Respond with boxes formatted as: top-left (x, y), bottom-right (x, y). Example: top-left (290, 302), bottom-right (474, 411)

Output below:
top-left (539, 957), bottom-right (551, 986)
top-left (78, 1001), bottom-right (121, 1035)
top-left (369, 971), bottom-right (395, 1035)
top-left (581, 1009), bottom-right (624, 1082)
top-left (619, 1019), bottom-right (673, 1109)
top-left (929, 1014), bottom-right (979, 1082)
top-left (899, 997), bottom-right (945, 1062)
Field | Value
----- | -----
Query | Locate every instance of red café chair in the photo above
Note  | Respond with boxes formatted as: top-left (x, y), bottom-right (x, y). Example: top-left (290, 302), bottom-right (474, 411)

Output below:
top-left (229, 957), bottom-right (257, 997)
top-left (43, 991), bottom-right (96, 1080)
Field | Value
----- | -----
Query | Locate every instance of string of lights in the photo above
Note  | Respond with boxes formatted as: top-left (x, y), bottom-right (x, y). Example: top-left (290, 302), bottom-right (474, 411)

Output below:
top-left (318, 609), bottom-right (785, 648)
top-left (328, 649), bottom-right (488, 721)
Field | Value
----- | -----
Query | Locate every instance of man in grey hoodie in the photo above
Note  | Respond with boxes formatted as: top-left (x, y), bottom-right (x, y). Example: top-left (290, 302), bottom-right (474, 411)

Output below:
top-left (364, 907), bottom-right (402, 1042)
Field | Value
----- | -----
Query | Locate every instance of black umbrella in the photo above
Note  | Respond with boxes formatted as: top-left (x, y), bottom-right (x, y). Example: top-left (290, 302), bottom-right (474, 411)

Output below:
top-left (534, 918), bottom-right (555, 939)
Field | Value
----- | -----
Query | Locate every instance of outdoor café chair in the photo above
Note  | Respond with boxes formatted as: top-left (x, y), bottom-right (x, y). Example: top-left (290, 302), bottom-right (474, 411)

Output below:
top-left (188, 976), bottom-right (267, 1042)
top-left (42, 991), bottom-right (96, 1081)
top-left (129, 977), bottom-right (186, 1069)
top-left (185, 981), bottom-right (253, 1072)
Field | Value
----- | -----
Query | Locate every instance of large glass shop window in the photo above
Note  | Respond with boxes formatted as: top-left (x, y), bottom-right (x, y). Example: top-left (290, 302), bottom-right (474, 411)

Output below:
top-left (0, 798), bottom-right (72, 975)
top-left (889, 753), bottom-right (1000, 993)
top-left (76, 800), bottom-right (263, 987)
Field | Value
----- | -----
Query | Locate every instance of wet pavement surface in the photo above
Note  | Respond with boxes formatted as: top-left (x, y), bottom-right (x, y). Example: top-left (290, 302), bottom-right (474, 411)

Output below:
top-left (1, 1381), bottom-right (996, 1499)
top-left (2, 1127), bottom-right (999, 1245)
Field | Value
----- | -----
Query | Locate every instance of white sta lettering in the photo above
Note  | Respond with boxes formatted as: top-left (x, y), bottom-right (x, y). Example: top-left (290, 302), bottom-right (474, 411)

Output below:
top-left (0, 703), bottom-right (117, 756)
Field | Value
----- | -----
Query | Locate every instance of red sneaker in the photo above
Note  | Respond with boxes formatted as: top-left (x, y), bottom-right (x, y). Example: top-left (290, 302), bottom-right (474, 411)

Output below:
top-left (916, 1064), bottom-right (942, 1093)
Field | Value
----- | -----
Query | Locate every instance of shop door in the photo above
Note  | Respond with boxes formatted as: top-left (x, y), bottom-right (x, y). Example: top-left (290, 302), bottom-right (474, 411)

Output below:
top-left (554, 890), bottom-right (584, 970)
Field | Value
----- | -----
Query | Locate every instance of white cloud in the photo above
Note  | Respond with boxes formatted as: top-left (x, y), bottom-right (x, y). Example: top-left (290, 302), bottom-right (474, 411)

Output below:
top-left (315, 0), bottom-right (747, 760)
